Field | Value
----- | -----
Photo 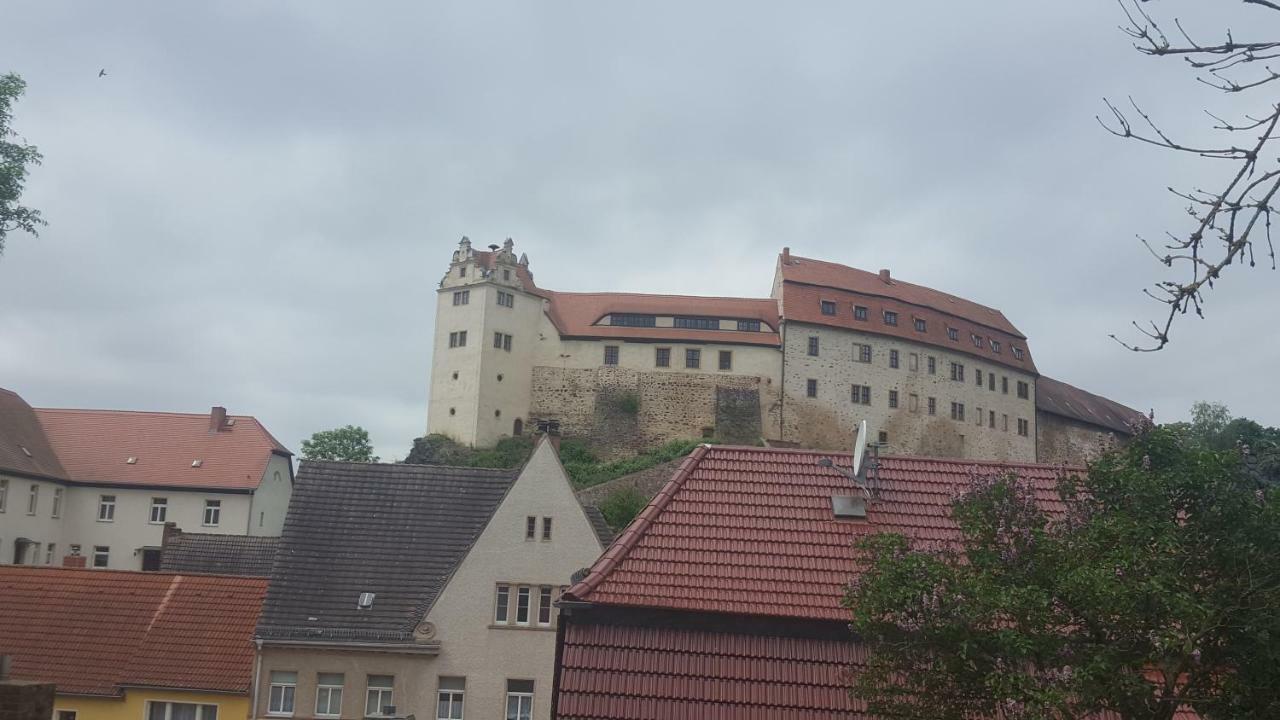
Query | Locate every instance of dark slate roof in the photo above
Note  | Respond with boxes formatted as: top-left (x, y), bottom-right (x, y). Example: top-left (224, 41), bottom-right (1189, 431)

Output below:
top-left (0, 388), bottom-right (68, 481)
top-left (1036, 376), bottom-right (1146, 435)
top-left (160, 532), bottom-right (280, 577)
top-left (581, 505), bottom-right (615, 547)
top-left (256, 461), bottom-right (516, 643)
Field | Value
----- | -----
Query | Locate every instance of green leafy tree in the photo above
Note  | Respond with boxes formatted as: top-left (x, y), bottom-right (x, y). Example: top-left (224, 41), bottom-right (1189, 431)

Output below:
top-left (301, 425), bottom-right (379, 463)
top-left (0, 73), bottom-right (45, 254)
top-left (597, 486), bottom-right (647, 531)
top-left (846, 426), bottom-right (1280, 720)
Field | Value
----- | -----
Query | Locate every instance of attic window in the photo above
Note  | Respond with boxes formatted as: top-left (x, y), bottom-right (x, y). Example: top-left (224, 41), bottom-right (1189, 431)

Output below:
top-left (357, 592), bottom-right (376, 610)
top-left (225, 418), bottom-right (236, 426)
top-left (191, 459), bottom-right (203, 468)
top-left (127, 457), bottom-right (138, 465)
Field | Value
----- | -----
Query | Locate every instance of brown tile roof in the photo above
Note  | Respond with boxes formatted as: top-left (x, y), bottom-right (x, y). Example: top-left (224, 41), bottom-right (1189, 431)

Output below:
top-left (780, 254), bottom-right (1037, 374)
top-left (1036, 376), bottom-right (1146, 435)
top-left (0, 388), bottom-right (67, 481)
top-left (160, 531), bottom-right (280, 577)
top-left (33, 407), bottom-right (290, 491)
top-left (542, 291), bottom-right (781, 347)
top-left (0, 566), bottom-right (266, 696)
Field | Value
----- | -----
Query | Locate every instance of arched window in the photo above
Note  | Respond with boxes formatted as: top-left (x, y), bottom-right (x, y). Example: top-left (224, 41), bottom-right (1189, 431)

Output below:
top-left (513, 418), bottom-right (524, 436)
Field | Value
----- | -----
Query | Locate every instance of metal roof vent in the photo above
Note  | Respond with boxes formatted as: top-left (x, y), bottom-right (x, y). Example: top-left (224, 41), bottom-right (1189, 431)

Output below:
top-left (127, 456), bottom-right (138, 464)
top-left (191, 459), bottom-right (203, 468)
top-left (357, 592), bottom-right (376, 610)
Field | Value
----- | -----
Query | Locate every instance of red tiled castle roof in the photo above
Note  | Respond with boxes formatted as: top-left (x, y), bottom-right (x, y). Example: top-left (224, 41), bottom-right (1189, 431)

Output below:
top-left (541, 291), bottom-right (781, 347)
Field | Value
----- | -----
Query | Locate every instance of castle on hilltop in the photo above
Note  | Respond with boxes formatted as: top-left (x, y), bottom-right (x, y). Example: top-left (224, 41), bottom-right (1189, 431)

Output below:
top-left (426, 238), bottom-right (1143, 464)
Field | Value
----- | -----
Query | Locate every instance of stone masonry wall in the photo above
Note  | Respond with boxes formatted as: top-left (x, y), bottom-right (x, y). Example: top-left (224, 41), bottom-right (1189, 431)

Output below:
top-left (0, 682), bottom-right (55, 720)
top-left (1036, 410), bottom-right (1124, 466)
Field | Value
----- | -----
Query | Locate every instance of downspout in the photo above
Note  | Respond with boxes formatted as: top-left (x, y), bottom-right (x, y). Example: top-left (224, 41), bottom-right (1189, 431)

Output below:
top-left (250, 638), bottom-right (263, 720)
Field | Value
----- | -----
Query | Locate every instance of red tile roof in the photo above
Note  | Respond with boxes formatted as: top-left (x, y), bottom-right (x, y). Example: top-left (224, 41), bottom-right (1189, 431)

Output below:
top-left (780, 254), bottom-right (1037, 374)
top-left (566, 445), bottom-right (1067, 621)
top-left (0, 388), bottom-right (67, 480)
top-left (542, 291), bottom-right (781, 347)
top-left (0, 566), bottom-right (266, 696)
top-left (33, 408), bottom-right (290, 491)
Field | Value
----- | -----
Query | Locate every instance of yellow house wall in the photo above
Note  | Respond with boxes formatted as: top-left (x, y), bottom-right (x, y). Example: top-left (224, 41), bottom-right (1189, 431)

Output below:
top-left (53, 689), bottom-right (248, 720)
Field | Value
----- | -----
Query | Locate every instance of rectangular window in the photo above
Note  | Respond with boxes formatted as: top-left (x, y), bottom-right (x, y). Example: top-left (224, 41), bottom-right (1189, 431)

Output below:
top-left (452, 290), bottom-right (470, 306)
top-left (989, 410), bottom-right (996, 429)
top-left (266, 666), bottom-right (295, 712)
top-left (991, 339), bottom-right (1001, 354)
top-left (150, 497), bottom-right (168, 524)
top-left (1002, 376), bottom-right (1009, 394)
top-left (807, 336), bottom-right (819, 356)
top-left (908, 353), bottom-right (919, 372)
top-left (853, 305), bottom-right (868, 321)
top-left (1017, 381), bottom-right (1030, 399)
top-left (494, 333), bottom-right (513, 351)
top-left (315, 673), bottom-right (343, 718)
top-left (1003, 414), bottom-right (1010, 432)
top-left (928, 397), bottom-right (937, 416)
top-left (909, 393), bottom-right (919, 412)
top-left (718, 350), bottom-right (732, 371)
top-left (0, 478), bottom-right (7, 512)
top-left (538, 586), bottom-right (553, 625)
top-left (737, 319), bottom-right (761, 332)
top-left (655, 347), bottom-right (670, 367)
top-left (972, 333), bottom-right (983, 348)
top-left (437, 677), bottom-right (465, 720)
top-left (1013, 347), bottom-right (1025, 360)
top-left (610, 313), bottom-right (656, 327)
top-left (148, 703), bottom-right (218, 720)
top-left (989, 373), bottom-right (996, 392)
top-left (976, 407), bottom-right (984, 426)
top-left (27, 484), bottom-right (37, 515)
top-left (57, 712), bottom-right (77, 720)
top-left (820, 300), bottom-right (836, 316)
top-left (888, 390), bottom-right (899, 409)
top-left (365, 676), bottom-right (394, 718)
top-left (458, 266), bottom-right (466, 277)
top-left (503, 334), bottom-right (512, 351)
top-left (45, 543), bottom-right (55, 565)
top-left (203, 500), bottom-right (221, 527)
top-left (516, 586), bottom-right (531, 625)
top-left (526, 516), bottom-right (536, 540)
top-left (856, 344), bottom-right (872, 363)
top-left (883, 310), bottom-right (898, 326)
top-left (1018, 418), bottom-right (1030, 437)
top-left (494, 332), bottom-right (503, 349)
top-left (889, 349), bottom-right (899, 369)
top-left (674, 316), bottom-right (719, 330)
top-left (950, 363), bottom-right (965, 382)
top-left (603, 346), bottom-right (619, 366)
top-left (92, 544), bottom-right (109, 567)
top-left (685, 349), bottom-right (701, 369)
top-left (495, 584), bottom-right (510, 623)
top-left (503, 269), bottom-right (511, 281)
top-left (497, 290), bottom-right (515, 308)
top-left (947, 327), bottom-right (959, 341)
top-left (950, 402), bottom-right (966, 422)
top-left (51, 487), bottom-right (62, 518)
top-left (98, 495), bottom-right (116, 522)
top-left (851, 385), bottom-right (871, 405)
top-left (927, 356), bottom-right (936, 375)
top-left (505, 680), bottom-right (534, 720)
top-left (542, 516), bottom-right (552, 541)
top-left (806, 379), bottom-right (818, 398)
top-left (914, 317), bottom-right (927, 332)
top-left (975, 369), bottom-right (983, 387)
top-left (448, 330), bottom-right (468, 348)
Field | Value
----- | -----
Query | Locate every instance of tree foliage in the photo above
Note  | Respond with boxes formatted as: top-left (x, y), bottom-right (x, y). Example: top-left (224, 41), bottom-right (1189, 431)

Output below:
top-left (0, 72), bottom-right (45, 254)
top-left (300, 425), bottom-right (379, 463)
top-left (403, 433), bottom-right (533, 468)
top-left (597, 485), bottom-right (647, 531)
top-left (846, 426), bottom-right (1280, 720)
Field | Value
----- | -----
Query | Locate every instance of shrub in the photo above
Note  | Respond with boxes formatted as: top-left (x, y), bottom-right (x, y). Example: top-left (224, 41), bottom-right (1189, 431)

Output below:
top-left (598, 486), bottom-right (648, 531)
top-left (403, 434), bottom-right (533, 469)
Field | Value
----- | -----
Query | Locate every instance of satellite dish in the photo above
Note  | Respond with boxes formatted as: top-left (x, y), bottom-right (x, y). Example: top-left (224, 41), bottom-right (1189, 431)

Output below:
top-left (851, 420), bottom-right (868, 478)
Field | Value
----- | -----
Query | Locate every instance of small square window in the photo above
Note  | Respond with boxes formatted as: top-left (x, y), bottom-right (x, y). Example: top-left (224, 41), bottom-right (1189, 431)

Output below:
top-left (452, 290), bottom-right (470, 306)
top-left (851, 385), bottom-right (871, 405)
top-left (914, 317), bottom-right (927, 332)
top-left (856, 344), bottom-right (872, 363)
top-left (655, 347), bottom-right (671, 367)
top-left (883, 310), bottom-right (898, 326)
top-left (878, 430), bottom-right (888, 444)
top-left (972, 333), bottom-right (983, 348)
top-left (1012, 347), bottom-right (1025, 360)
top-left (685, 349), bottom-right (701, 369)
top-left (806, 379), bottom-right (818, 398)
top-left (853, 306), bottom-right (868, 321)
top-left (603, 346), bottom-right (619, 366)
top-left (947, 327), bottom-right (959, 341)
top-left (820, 300), bottom-right (837, 316)
top-left (807, 336), bottom-right (819, 357)
top-left (92, 546), bottom-right (110, 568)
top-left (991, 339), bottom-right (1001, 354)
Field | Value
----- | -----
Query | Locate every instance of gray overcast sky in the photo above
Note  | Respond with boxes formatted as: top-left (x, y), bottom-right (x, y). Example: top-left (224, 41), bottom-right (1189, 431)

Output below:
top-left (2, 1), bottom-right (1276, 461)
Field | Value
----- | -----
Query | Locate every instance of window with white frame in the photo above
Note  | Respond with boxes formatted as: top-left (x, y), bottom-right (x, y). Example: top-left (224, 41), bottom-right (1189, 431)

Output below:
top-left (365, 675), bottom-right (394, 717)
top-left (51, 487), bottom-right (62, 518)
top-left (26, 484), bottom-right (37, 515)
top-left (98, 495), bottom-right (115, 521)
top-left (150, 497), bottom-right (168, 524)
top-left (315, 673), bottom-right (344, 718)
top-left (92, 546), bottom-right (109, 568)
top-left (538, 586), bottom-right (553, 625)
top-left (203, 499), bottom-right (221, 526)
top-left (495, 584), bottom-right (511, 623)
top-left (45, 543), bottom-right (55, 565)
top-left (516, 586), bottom-right (531, 625)
top-left (267, 671), bottom-right (296, 716)
top-left (147, 702), bottom-right (218, 720)
top-left (505, 680), bottom-right (534, 720)
top-left (437, 677), bottom-right (465, 720)
top-left (0, 478), bottom-right (7, 512)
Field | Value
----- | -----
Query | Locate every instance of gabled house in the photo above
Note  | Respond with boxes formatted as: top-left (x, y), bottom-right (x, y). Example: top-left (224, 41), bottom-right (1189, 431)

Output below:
top-left (0, 565), bottom-right (267, 720)
top-left (0, 387), bottom-right (293, 570)
top-left (255, 435), bottom-right (607, 720)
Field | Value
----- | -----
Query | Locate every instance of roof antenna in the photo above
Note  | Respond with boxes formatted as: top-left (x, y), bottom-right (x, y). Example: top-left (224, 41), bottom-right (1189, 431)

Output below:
top-left (819, 420), bottom-right (876, 508)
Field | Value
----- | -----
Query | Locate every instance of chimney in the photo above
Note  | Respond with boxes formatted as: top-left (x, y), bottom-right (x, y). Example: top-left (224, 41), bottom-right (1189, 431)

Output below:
top-left (879, 268), bottom-right (891, 284)
top-left (209, 406), bottom-right (227, 432)
top-left (62, 555), bottom-right (86, 568)
top-left (781, 247), bottom-right (791, 264)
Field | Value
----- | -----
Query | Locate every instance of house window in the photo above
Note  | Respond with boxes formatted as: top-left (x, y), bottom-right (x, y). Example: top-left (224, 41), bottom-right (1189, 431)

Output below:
top-left (1018, 418), bottom-right (1030, 437)
top-left (975, 369), bottom-right (983, 387)
top-left (1013, 347), bottom-right (1025, 360)
top-left (458, 266), bottom-right (466, 277)
top-left (503, 269), bottom-right (511, 281)
top-left (989, 410), bottom-right (996, 429)
top-left (51, 487), bottom-right (62, 518)
top-left (525, 516), bottom-right (536, 540)
top-left (685, 349), bottom-right (701, 369)
top-left (928, 397), bottom-right (937, 416)
top-left (972, 333), bottom-right (983, 348)
top-left (976, 407), bottom-right (984, 426)
top-left (853, 305), bottom-right (868, 321)
top-left (820, 300), bottom-right (836, 316)
top-left (951, 402), bottom-right (966, 422)
top-left (888, 390), bottom-right (899, 409)
top-left (856, 344), bottom-right (872, 363)
top-left (927, 356), bottom-right (936, 375)
top-left (45, 543), bottom-right (55, 565)
top-left (889, 349), bottom-right (899, 369)
top-left (717, 350), bottom-right (732, 371)
top-left (947, 327), bottom-right (959, 341)
top-left (1017, 381), bottom-right (1030, 399)
top-left (516, 586), bottom-right (531, 625)
top-left (991, 339), bottom-right (1001, 354)
top-left (908, 353), bottom-right (919, 372)
top-left (674, 316), bottom-right (719, 330)
top-left (914, 317), bottom-right (927, 332)
top-left (57, 711), bottom-right (77, 720)
top-left (1003, 414), bottom-right (1010, 432)
top-left (807, 336), bottom-right (819, 356)
top-left (538, 586), bottom-right (553, 625)
top-left (493, 333), bottom-right (513, 351)
top-left (203, 499), bottom-right (221, 527)
top-left (878, 431), bottom-right (889, 444)
top-left (883, 310), bottom-right (898, 326)
top-left (452, 290), bottom-right (470, 306)
top-left (98, 495), bottom-right (116, 522)
top-left (806, 379), bottom-right (818, 398)
top-left (0, 478), bottom-right (7, 512)
top-left (92, 546), bottom-right (109, 568)
top-left (365, 676), bottom-right (394, 718)
top-left (26, 484), bottom-right (37, 515)
top-left (148, 702), bottom-right (218, 720)
top-left (851, 385), bottom-right (871, 405)
top-left (505, 680), bottom-right (534, 720)
top-left (737, 319), bottom-right (761, 331)
top-left (498, 290), bottom-right (515, 308)
top-left (495, 584), bottom-right (511, 623)
top-left (950, 363), bottom-right (965, 382)
top-left (655, 347), bottom-right (671, 367)
top-left (542, 517), bottom-right (552, 541)
top-left (149, 497), bottom-right (168, 524)
top-left (611, 313), bottom-right (655, 327)
top-left (315, 673), bottom-right (344, 718)
top-left (603, 346), bottom-right (619, 366)
top-left (267, 671), bottom-right (297, 716)
top-left (909, 393), bottom-right (919, 412)
top-left (1002, 376), bottom-right (1009, 394)
top-left (988, 373), bottom-right (996, 392)
top-left (437, 677), bottom-right (465, 720)
top-left (448, 331), bottom-right (468, 348)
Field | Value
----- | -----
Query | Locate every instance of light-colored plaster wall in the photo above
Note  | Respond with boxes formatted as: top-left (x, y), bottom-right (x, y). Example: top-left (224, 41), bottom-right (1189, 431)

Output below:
top-left (248, 454), bottom-right (293, 536)
top-left (0, 474), bottom-right (65, 565)
top-left (473, 283), bottom-right (546, 445)
top-left (256, 647), bottom-right (432, 720)
top-left (426, 282), bottom-right (488, 445)
top-left (781, 322), bottom-right (1037, 461)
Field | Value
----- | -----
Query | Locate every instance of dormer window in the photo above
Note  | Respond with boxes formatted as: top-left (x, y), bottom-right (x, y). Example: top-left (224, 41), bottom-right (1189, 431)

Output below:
top-left (947, 327), bottom-right (959, 341)
top-left (737, 319), bottom-right (761, 332)
top-left (674, 316), bottom-right (718, 330)
top-left (914, 318), bottom-right (926, 332)
top-left (883, 310), bottom-right (898, 326)
top-left (820, 300), bottom-right (837, 316)
top-left (854, 305), bottom-right (868, 321)
top-left (1012, 346), bottom-right (1025, 360)
top-left (611, 313), bottom-right (656, 327)
top-left (990, 339), bottom-right (1001, 354)
top-left (971, 334), bottom-right (983, 348)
